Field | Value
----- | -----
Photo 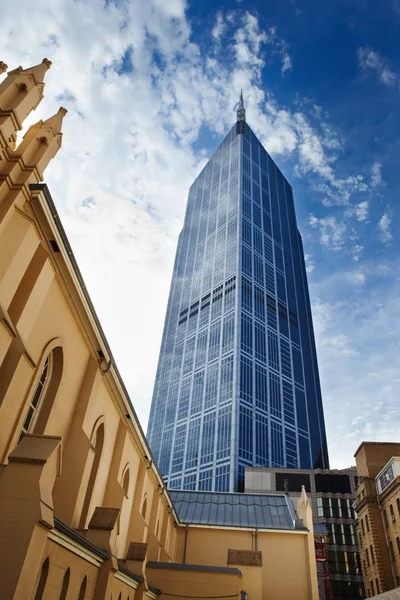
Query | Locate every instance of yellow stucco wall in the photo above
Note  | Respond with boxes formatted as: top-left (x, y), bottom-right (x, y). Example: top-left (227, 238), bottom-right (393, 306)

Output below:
top-left (176, 525), bottom-right (313, 600)
top-left (147, 565), bottom-right (241, 599)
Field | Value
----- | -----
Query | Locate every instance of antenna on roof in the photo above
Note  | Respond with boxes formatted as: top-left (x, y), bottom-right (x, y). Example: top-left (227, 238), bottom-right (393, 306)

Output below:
top-left (236, 90), bottom-right (246, 135)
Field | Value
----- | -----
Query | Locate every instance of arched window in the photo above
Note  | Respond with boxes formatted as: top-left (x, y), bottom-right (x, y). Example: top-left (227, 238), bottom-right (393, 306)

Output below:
top-left (80, 421), bottom-right (105, 528)
top-left (122, 467), bottom-right (130, 497)
top-left (78, 576), bottom-right (87, 600)
top-left (114, 465), bottom-right (129, 540)
top-left (19, 346), bottom-right (63, 442)
top-left (19, 356), bottom-right (50, 440)
top-left (59, 567), bottom-right (70, 600)
top-left (34, 557), bottom-right (49, 600)
top-left (155, 519), bottom-right (160, 538)
top-left (141, 496), bottom-right (147, 520)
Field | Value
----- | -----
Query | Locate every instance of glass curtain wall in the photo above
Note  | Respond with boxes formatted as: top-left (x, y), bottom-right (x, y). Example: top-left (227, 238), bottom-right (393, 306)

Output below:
top-left (147, 113), bottom-right (329, 492)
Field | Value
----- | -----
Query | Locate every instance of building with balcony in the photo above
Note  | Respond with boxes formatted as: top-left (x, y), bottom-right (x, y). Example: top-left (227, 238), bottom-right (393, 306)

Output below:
top-left (354, 442), bottom-right (400, 597)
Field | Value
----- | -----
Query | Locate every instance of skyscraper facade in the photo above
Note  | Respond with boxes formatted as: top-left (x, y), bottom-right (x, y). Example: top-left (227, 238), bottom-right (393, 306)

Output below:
top-left (147, 96), bottom-right (329, 492)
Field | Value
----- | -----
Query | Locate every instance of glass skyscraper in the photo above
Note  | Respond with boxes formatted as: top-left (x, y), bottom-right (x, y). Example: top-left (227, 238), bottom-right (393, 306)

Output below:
top-left (147, 95), bottom-right (329, 492)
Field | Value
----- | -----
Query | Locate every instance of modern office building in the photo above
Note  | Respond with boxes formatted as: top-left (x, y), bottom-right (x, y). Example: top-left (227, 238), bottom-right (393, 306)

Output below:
top-left (147, 93), bottom-right (329, 492)
top-left (245, 466), bottom-right (365, 599)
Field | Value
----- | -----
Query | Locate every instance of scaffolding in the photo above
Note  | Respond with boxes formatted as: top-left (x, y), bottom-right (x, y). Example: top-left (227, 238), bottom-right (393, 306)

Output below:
top-left (315, 533), bottom-right (334, 600)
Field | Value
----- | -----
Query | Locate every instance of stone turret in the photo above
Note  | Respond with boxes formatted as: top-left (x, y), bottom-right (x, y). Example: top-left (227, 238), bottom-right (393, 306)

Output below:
top-left (0, 58), bottom-right (52, 154)
top-left (0, 60), bottom-right (66, 227)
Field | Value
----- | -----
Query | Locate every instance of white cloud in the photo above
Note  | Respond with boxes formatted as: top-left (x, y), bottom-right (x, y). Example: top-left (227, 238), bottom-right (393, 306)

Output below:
top-left (355, 200), bottom-right (369, 222)
top-left (309, 215), bottom-right (346, 251)
top-left (212, 11), bottom-right (226, 41)
top-left (294, 113), bottom-right (334, 180)
top-left (233, 13), bottom-right (268, 67)
top-left (358, 47), bottom-right (399, 88)
top-left (371, 161), bottom-right (383, 187)
top-left (351, 244), bottom-right (364, 262)
top-left (311, 274), bottom-right (400, 468)
top-left (281, 53), bottom-right (292, 76)
top-left (381, 68), bottom-right (398, 86)
top-left (342, 199), bottom-right (369, 231)
top-left (378, 213), bottom-right (392, 244)
top-left (350, 271), bottom-right (366, 284)
top-left (231, 13), bottom-right (292, 78)
top-left (376, 264), bottom-right (391, 276)
top-left (304, 253), bottom-right (315, 273)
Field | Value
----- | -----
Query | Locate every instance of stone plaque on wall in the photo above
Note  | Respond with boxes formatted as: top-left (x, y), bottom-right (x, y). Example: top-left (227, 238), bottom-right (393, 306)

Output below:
top-left (227, 549), bottom-right (263, 567)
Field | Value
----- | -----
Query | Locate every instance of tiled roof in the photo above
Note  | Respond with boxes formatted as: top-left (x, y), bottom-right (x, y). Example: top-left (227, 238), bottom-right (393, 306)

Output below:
top-left (169, 491), bottom-right (302, 530)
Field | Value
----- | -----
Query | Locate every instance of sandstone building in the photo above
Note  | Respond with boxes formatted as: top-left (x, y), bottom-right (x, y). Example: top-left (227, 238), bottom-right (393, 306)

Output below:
top-left (354, 442), bottom-right (400, 598)
top-left (0, 60), bottom-right (319, 599)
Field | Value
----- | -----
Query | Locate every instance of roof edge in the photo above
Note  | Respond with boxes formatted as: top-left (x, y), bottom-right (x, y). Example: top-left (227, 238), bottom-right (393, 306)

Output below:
top-left (147, 562), bottom-right (242, 576)
top-left (29, 183), bottom-right (179, 524)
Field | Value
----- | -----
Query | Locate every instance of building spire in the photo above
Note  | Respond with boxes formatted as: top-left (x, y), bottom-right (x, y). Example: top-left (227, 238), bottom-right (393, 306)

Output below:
top-left (237, 89), bottom-right (246, 121)
top-left (236, 90), bottom-right (246, 135)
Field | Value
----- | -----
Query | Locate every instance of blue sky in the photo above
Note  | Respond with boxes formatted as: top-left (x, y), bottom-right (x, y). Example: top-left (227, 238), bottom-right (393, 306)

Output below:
top-left (1, 0), bottom-right (399, 468)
